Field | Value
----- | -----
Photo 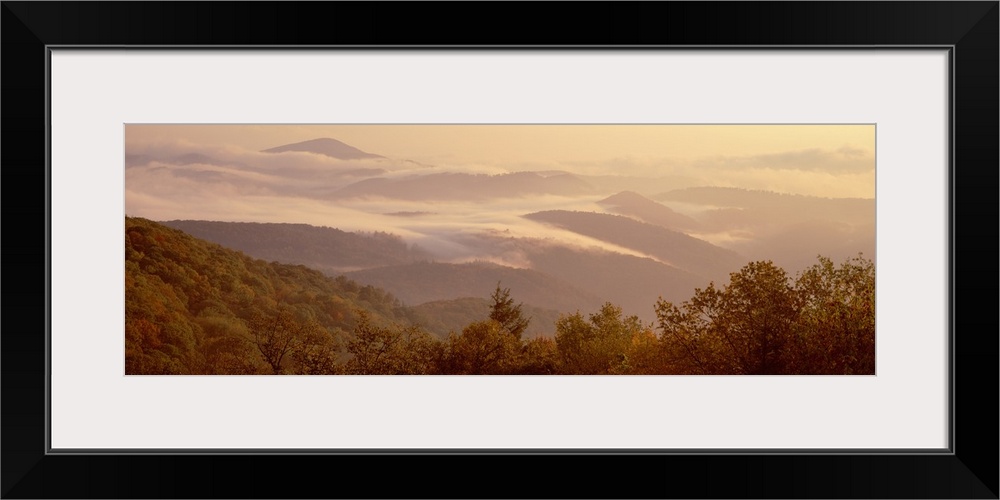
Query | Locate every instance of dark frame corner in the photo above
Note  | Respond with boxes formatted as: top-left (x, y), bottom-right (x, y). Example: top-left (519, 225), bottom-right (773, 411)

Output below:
top-left (2, 2), bottom-right (997, 498)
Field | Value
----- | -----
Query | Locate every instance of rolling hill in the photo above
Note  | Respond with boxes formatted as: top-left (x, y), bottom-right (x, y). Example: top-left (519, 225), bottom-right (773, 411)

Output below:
top-left (655, 187), bottom-right (874, 226)
top-left (262, 137), bottom-right (385, 160)
top-left (159, 220), bottom-right (433, 274)
top-left (523, 210), bottom-right (745, 282)
top-left (344, 261), bottom-right (604, 313)
top-left (331, 171), bottom-right (596, 200)
top-left (598, 191), bottom-right (701, 231)
top-left (407, 297), bottom-right (566, 340)
top-left (651, 187), bottom-right (875, 273)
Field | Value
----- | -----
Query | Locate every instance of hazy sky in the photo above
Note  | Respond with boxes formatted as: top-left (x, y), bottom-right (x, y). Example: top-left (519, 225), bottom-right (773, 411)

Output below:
top-left (125, 124), bottom-right (875, 233)
top-left (126, 124), bottom-right (873, 170)
top-left (124, 124), bottom-right (876, 273)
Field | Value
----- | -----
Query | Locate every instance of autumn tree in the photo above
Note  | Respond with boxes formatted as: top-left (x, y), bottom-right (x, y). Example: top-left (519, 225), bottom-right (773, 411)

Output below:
top-left (203, 334), bottom-right (263, 375)
top-left (246, 307), bottom-right (320, 374)
top-left (655, 256), bottom-right (876, 375)
top-left (345, 310), bottom-right (441, 375)
top-left (516, 337), bottom-right (560, 375)
top-left (652, 287), bottom-right (720, 374)
top-left (442, 320), bottom-right (523, 375)
top-left (791, 254), bottom-right (875, 374)
top-left (489, 282), bottom-right (531, 339)
top-left (291, 326), bottom-right (342, 375)
top-left (655, 261), bottom-right (801, 374)
top-left (555, 303), bottom-right (654, 374)
top-left (199, 315), bottom-right (265, 375)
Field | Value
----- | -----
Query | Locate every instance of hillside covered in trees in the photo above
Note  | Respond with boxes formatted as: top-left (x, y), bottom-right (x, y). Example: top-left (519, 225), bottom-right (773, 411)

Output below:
top-left (161, 220), bottom-right (433, 274)
top-left (125, 216), bottom-right (420, 374)
top-left (126, 217), bottom-right (874, 375)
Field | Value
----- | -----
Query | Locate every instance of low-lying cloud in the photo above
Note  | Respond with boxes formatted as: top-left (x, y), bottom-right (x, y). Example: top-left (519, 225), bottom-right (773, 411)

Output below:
top-left (124, 139), bottom-right (874, 276)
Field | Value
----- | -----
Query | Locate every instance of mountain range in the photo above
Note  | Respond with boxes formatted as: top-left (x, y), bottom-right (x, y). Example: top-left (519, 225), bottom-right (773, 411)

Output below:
top-left (133, 136), bottom-right (875, 328)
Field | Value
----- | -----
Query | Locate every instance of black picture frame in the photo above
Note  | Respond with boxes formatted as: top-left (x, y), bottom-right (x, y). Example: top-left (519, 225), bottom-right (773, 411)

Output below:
top-left (3, 2), bottom-right (997, 498)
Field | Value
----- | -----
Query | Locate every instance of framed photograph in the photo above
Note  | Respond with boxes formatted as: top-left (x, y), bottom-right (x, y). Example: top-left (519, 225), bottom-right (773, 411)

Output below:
top-left (4, 2), bottom-right (996, 498)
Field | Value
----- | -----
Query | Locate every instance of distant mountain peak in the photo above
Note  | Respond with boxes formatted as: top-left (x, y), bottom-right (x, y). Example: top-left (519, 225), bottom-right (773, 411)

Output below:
top-left (598, 190), bottom-right (647, 205)
top-left (262, 138), bottom-right (384, 160)
top-left (597, 190), bottom-right (701, 232)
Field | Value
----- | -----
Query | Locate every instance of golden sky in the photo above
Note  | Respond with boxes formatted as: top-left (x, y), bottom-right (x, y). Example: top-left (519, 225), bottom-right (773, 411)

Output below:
top-left (124, 124), bottom-right (876, 268)
top-left (126, 124), bottom-right (871, 166)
